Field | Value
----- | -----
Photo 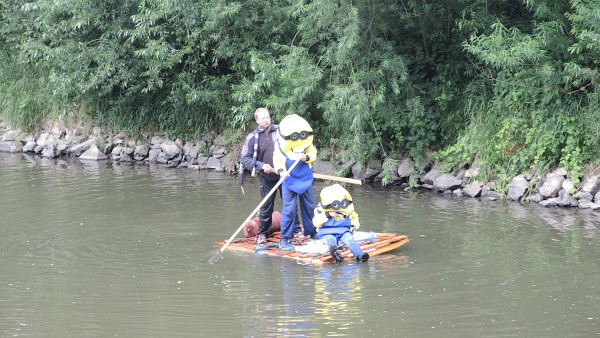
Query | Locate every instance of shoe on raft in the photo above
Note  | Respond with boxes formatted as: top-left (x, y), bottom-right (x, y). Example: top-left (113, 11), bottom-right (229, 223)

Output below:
top-left (293, 232), bottom-right (308, 241)
top-left (356, 253), bottom-right (370, 262)
top-left (255, 234), bottom-right (267, 245)
top-left (329, 247), bottom-right (344, 263)
top-left (278, 239), bottom-right (295, 251)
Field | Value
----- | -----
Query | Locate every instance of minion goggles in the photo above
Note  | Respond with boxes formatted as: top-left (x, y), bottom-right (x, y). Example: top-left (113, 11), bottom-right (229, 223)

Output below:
top-left (322, 199), bottom-right (352, 211)
top-left (279, 130), bottom-right (313, 141)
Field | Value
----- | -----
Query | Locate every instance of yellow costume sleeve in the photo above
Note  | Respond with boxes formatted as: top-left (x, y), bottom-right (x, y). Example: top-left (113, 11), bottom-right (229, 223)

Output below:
top-left (312, 206), bottom-right (328, 229)
top-left (305, 144), bottom-right (317, 167)
top-left (349, 211), bottom-right (360, 230)
top-left (273, 140), bottom-right (286, 174)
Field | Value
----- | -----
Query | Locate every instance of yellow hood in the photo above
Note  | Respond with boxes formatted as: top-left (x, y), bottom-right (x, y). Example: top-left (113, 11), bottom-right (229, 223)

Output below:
top-left (277, 114), bottom-right (314, 153)
top-left (319, 184), bottom-right (355, 214)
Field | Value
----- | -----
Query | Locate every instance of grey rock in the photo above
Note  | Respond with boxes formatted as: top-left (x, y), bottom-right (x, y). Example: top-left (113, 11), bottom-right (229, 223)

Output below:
top-left (421, 163), bottom-right (441, 185)
top-left (68, 138), bottom-right (96, 157)
top-left (183, 142), bottom-right (194, 156)
top-left (111, 146), bottom-right (123, 159)
top-left (463, 181), bottom-right (484, 197)
top-left (148, 148), bottom-right (161, 163)
top-left (23, 141), bottom-right (36, 152)
top-left (122, 147), bottom-right (134, 156)
top-left (42, 143), bottom-right (60, 158)
top-left (529, 193), bottom-right (544, 203)
top-left (578, 200), bottom-right (594, 209)
top-left (562, 179), bottom-right (575, 194)
top-left (538, 173), bottom-right (565, 198)
top-left (134, 145), bottom-right (150, 160)
top-left (351, 165), bottom-right (381, 181)
top-left (539, 198), bottom-right (559, 207)
top-left (557, 189), bottom-right (578, 207)
top-left (574, 191), bottom-right (593, 202)
top-left (313, 160), bottom-right (337, 176)
top-left (57, 140), bottom-right (68, 155)
top-left (187, 145), bottom-right (199, 160)
top-left (580, 175), bottom-right (600, 196)
top-left (206, 156), bottom-right (222, 170)
top-left (119, 154), bottom-right (132, 162)
top-left (197, 156), bottom-right (209, 167)
top-left (150, 136), bottom-right (166, 145)
top-left (0, 141), bottom-right (23, 153)
top-left (213, 135), bottom-right (226, 146)
top-left (160, 140), bottom-right (182, 159)
top-left (397, 158), bottom-right (416, 178)
top-left (80, 144), bottom-right (107, 160)
top-left (487, 191), bottom-right (502, 200)
top-left (1, 130), bottom-right (19, 141)
top-left (36, 132), bottom-right (50, 147)
top-left (507, 175), bottom-right (529, 201)
top-left (433, 173), bottom-right (463, 192)
top-left (553, 167), bottom-right (568, 176)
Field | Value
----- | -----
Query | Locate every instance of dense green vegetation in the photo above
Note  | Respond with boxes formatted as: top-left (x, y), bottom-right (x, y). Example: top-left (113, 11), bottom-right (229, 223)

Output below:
top-left (1, 0), bottom-right (599, 188)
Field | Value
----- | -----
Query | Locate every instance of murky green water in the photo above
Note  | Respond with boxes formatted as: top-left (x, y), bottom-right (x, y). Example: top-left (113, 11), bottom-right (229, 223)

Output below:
top-left (1, 152), bottom-right (599, 337)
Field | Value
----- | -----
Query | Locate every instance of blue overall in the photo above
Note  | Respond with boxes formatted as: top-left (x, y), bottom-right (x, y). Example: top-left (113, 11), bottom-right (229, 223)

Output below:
top-left (317, 217), bottom-right (363, 257)
top-left (279, 148), bottom-right (316, 240)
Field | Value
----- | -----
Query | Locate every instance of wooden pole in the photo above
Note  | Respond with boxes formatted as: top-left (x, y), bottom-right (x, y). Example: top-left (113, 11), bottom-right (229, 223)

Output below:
top-left (221, 158), bottom-right (301, 252)
top-left (313, 173), bottom-right (362, 185)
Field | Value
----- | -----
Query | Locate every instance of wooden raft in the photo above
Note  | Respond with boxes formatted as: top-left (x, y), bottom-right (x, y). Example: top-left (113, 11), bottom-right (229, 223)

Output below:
top-left (215, 232), bottom-right (409, 265)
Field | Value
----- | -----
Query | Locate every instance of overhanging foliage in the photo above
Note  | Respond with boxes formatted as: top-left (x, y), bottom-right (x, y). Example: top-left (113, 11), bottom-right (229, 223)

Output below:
top-left (1, 0), bottom-right (599, 186)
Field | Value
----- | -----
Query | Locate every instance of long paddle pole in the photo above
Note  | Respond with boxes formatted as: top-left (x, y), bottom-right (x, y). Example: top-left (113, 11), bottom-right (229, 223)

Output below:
top-left (221, 157), bottom-right (302, 252)
top-left (312, 173), bottom-right (362, 185)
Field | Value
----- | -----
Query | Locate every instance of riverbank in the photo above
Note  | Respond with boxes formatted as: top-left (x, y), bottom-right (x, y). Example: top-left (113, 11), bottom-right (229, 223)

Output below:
top-left (1, 118), bottom-right (600, 210)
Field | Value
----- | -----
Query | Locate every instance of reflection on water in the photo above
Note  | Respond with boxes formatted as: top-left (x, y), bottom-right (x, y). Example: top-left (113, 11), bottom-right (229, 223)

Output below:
top-left (313, 263), bottom-right (363, 335)
top-left (219, 256), bottom-right (413, 338)
top-left (1, 153), bottom-right (600, 337)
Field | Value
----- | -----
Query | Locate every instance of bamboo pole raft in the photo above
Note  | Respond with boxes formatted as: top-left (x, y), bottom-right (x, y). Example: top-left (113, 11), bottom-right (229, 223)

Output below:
top-left (215, 231), bottom-right (409, 265)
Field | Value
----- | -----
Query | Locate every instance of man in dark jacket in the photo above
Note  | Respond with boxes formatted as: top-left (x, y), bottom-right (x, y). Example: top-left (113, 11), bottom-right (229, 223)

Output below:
top-left (240, 108), bottom-right (301, 244)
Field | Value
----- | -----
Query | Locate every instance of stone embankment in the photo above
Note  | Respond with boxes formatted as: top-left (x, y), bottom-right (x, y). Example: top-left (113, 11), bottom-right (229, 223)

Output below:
top-left (1, 119), bottom-right (600, 210)
top-left (0, 120), bottom-right (230, 171)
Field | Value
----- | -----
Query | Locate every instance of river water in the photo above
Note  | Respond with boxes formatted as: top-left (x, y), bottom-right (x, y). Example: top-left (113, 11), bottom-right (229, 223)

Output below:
top-left (1, 152), bottom-right (599, 337)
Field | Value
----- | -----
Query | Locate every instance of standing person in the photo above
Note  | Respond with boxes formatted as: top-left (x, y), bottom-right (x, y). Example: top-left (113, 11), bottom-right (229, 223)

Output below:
top-left (240, 108), bottom-right (300, 245)
top-left (273, 114), bottom-right (318, 251)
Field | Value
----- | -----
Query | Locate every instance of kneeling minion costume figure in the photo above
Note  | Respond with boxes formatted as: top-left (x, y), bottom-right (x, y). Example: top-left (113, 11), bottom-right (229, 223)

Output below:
top-left (313, 184), bottom-right (369, 262)
top-left (274, 114), bottom-right (318, 250)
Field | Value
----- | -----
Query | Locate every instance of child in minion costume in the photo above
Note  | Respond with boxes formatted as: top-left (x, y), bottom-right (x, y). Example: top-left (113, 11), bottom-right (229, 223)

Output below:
top-left (313, 184), bottom-right (369, 262)
top-left (274, 114), bottom-right (318, 251)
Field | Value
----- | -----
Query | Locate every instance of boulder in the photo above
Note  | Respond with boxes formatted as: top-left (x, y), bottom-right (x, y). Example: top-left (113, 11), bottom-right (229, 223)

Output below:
top-left (433, 173), bottom-right (463, 192)
top-left (1, 130), bottom-right (19, 141)
top-left (397, 158), bottom-right (416, 178)
top-left (0, 141), bottom-right (23, 153)
top-left (580, 175), bottom-right (600, 196)
top-left (463, 181), bottom-right (484, 197)
top-left (562, 179), bottom-right (575, 194)
top-left (80, 144), bottom-right (107, 160)
top-left (160, 140), bottom-right (182, 159)
top-left (351, 164), bottom-right (381, 181)
top-left (421, 163), bottom-right (441, 185)
top-left (574, 191), bottom-right (593, 202)
top-left (68, 138), bottom-right (96, 157)
top-left (557, 189), bottom-right (578, 207)
top-left (134, 144), bottom-right (150, 160)
top-left (538, 173), bottom-right (565, 198)
top-left (507, 175), bottom-right (529, 201)
top-left (206, 156), bottom-right (222, 170)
